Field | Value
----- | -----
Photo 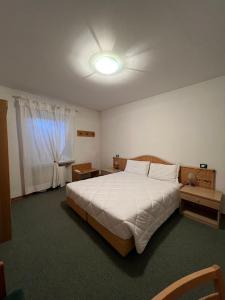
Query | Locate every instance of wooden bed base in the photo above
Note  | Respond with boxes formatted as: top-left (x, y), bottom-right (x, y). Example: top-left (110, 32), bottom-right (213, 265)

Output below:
top-left (66, 197), bottom-right (87, 221)
top-left (66, 155), bottom-right (216, 256)
top-left (66, 197), bottom-right (135, 256)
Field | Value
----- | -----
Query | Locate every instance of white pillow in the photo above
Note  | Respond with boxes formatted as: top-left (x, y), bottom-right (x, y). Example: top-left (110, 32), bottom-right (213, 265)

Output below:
top-left (124, 160), bottom-right (150, 176)
top-left (148, 163), bottom-right (180, 182)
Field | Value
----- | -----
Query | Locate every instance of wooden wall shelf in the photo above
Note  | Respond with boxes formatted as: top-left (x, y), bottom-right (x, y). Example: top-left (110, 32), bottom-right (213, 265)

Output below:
top-left (77, 130), bottom-right (95, 137)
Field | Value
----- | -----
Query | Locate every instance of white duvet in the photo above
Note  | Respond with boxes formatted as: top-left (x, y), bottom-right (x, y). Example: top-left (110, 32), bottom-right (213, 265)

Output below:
top-left (66, 172), bottom-right (181, 253)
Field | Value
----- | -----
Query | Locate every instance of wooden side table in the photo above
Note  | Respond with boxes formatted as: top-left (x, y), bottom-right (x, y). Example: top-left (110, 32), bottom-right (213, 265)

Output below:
top-left (100, 168), bottom-right (120, 176)
top-left (180, 185), bottom-right (222, 228)
top-left (72, 163), bottom-right (99, 181)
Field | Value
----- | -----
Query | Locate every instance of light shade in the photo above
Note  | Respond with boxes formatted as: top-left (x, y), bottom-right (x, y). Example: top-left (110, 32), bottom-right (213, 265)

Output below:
top-left (91, 53), bottom-right (123, 75)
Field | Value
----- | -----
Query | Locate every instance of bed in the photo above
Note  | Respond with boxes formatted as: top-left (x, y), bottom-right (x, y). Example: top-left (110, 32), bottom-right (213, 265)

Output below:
top-left (66, 155), bottom-right (215, 256)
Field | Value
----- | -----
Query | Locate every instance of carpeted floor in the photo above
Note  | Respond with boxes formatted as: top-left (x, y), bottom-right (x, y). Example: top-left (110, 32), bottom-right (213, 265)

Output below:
top-left (0, 187), bottom-right (224, 300)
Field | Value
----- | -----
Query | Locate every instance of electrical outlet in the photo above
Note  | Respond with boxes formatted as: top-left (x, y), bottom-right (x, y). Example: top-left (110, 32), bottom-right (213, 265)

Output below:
top-left (200, 163), bottom-right (208, 169)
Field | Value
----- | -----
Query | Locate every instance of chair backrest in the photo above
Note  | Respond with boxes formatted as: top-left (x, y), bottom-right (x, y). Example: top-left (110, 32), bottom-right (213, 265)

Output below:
top-left (0, 261), bottom-right (6, 300)
top-left (152, 265), bottom-right (225, 300)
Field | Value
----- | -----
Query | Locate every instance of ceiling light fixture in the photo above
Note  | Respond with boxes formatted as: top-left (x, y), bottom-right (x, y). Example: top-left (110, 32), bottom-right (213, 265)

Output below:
top-left (91, 53), bottom-right (123, 75)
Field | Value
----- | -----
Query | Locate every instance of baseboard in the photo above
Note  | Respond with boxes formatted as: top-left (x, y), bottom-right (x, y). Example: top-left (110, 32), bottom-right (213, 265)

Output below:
top-left (11, 194), bottom-right (31, 202)
top-left (11, 185), bottom-right (68, 202)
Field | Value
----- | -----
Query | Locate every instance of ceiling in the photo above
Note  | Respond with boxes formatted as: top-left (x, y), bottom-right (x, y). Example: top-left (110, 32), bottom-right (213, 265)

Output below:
top-left (0, 0), bottom-right (225, 111)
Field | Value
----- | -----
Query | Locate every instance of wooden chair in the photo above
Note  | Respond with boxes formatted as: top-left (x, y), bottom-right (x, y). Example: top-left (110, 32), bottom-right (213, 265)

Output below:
top-left (152, 265), bottom-right (225, 300)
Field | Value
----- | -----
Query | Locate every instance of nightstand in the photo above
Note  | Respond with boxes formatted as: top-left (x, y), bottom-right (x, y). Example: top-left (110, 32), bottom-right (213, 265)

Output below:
top-left (72, 163), bottom-right (99, 181)
top-left (100, 168), bottom-right (120, 176)
top-left (180, 185), bottom-right (222, 229)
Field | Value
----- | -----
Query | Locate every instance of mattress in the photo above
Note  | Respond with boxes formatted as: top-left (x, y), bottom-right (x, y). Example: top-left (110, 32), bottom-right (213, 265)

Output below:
top-left (66, 172), bottom-right (181, 253)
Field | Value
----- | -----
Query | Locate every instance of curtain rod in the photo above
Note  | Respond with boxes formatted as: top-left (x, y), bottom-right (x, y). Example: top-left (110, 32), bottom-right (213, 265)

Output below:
top-left (12, 95), bottom-right (79, 112)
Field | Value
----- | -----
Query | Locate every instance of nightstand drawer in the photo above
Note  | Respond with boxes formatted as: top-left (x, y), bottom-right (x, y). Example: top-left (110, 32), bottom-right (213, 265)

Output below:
top-left (180, 192), bottom-right (220, 210)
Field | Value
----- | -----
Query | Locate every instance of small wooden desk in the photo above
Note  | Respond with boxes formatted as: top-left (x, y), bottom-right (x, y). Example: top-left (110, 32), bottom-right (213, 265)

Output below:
top-left (72, 163), bottom-right (99, 181)
top-left (180, 185), bottom-right (222, 228)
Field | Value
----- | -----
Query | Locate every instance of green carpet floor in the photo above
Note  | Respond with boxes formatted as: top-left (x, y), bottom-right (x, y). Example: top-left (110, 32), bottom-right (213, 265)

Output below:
top-left (0, 187), bottom-right (224, 300)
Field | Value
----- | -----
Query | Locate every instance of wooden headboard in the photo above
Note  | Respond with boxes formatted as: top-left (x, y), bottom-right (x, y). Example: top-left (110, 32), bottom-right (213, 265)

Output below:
top-left (113, 155), bottom-right (215, 189)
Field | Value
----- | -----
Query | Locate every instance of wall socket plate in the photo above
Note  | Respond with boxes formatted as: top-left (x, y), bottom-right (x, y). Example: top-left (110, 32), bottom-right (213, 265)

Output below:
top-left (200, 163), bottom-right (208, 169)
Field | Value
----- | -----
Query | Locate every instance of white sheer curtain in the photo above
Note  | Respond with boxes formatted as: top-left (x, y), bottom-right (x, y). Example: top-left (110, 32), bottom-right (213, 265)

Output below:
top-left (16, 97), bottom-right (75, 194)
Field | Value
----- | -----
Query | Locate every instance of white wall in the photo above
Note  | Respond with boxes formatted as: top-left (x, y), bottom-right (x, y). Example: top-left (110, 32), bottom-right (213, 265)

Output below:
top-left (0, 85), bottom-right (100, 198)
top-left (2, 75), bottom-right (225, 211)
top-left (101, 76), bottom-right (225, 210)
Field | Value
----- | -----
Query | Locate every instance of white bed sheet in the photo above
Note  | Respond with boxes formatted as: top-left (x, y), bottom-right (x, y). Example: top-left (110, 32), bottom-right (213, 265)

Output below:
top-left (66, 172), bottom-right (181, 253)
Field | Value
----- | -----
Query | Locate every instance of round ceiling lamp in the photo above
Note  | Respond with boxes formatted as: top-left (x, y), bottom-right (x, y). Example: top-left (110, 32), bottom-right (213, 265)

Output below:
top-left (91, 53), bottom-right (123, 75)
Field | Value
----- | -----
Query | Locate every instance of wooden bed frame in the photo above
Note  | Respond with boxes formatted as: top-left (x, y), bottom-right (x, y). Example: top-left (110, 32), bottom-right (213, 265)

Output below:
top-left (66, 197), bottom-right (135, 256)
top-left (66, 155), bottom-right (216, 256)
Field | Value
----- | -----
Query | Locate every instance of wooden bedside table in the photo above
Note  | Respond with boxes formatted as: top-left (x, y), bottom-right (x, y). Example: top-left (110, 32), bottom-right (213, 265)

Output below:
top-left (72, 163), bottom-right (99, 181)
top-left (180, 185), bottom-right (222, 229)
top-left (100, 168), bottom-right (120, 176)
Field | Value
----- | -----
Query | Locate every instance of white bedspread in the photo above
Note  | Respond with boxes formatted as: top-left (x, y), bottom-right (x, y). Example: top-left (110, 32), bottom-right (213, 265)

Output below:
top-left (66, 172), bottom-right (181, 253)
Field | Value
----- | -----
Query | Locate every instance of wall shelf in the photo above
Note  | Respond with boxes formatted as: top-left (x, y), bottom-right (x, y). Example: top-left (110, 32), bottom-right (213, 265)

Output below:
top-left (77, 130), bottom-right (95, 137)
